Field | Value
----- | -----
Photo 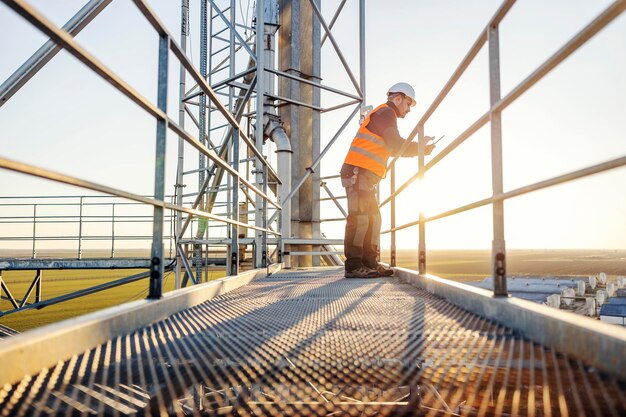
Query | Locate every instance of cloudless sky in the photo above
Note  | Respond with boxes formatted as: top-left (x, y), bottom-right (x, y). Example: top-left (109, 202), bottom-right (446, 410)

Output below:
top-left (0, 0), bottom-right (624, 251)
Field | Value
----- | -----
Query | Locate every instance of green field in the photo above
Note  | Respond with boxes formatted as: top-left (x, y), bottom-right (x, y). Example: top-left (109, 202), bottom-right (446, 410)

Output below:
top-left (2, 248), bottom-right (624, 333)
top-left (385, 248), bottom-right (626, 282)
top-left (0, 268), bottom-right (226, 332)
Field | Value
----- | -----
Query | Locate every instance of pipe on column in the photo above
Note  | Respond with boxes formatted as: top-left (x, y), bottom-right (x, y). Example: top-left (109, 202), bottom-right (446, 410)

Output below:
top-left (258, 3), bottom-right (292, 268)
top-left (264, 116), bottom-right (292, 267)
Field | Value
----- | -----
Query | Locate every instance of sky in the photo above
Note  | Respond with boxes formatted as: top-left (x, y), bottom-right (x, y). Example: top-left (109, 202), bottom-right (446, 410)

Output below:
top-left (0, 0), bottom-right (625, 252)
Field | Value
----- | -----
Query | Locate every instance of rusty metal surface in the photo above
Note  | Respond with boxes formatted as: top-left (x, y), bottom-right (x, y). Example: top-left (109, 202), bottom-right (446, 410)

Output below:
top-left (1, 267), bottom-right (625, 416)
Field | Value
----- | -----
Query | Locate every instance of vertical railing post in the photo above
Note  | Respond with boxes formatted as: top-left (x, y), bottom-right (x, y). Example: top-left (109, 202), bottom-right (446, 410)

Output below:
top-left (110, 203), bottom-right (115, 258)
top-left (31, 204), bottom-right (37, 259)
top-left (417, 124), bottom-right (426, 275)
top-left (390, 164), bottom-right (397, 267)
top-left (262, 162), bottom-right (268, 268)
top-left (227, 0), bottom-right (237, 276)
top-left (254, 0), bottom-right (265, 269)
top-left (77, 196), bottom-right (84, 259)
top-left (148, 33), bottom-right (169, 299)
top-left (488, 24), bottom-right (507, 296)
top-left (277, 209), bottom-right (283, 264)
top-left (230, 127), bottom-right (240, 276)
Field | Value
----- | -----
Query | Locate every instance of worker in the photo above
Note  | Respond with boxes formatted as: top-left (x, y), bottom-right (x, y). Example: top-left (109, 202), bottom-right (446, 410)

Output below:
top-left (341, 82), bottom-right (435, 278)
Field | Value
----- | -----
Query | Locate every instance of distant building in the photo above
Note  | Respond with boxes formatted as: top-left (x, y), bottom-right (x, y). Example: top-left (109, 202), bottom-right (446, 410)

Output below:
top-left (599, 297), bottom-right (626, 327)
top-left (468, 276), bottom-right (582, 303)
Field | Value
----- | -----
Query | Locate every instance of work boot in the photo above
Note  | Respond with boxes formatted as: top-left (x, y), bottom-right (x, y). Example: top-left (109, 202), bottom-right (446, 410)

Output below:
top-left (370, 264), bottom-right (394, 277)
top-left (344, 266), bottom-right (379, 279)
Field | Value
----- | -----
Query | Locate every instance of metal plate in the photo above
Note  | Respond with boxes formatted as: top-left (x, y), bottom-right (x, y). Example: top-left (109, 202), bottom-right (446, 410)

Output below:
top-left (1, 268), bottom-right (625, 416)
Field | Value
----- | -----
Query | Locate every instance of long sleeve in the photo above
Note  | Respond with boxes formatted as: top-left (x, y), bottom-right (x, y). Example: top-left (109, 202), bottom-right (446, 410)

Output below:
top-left (366, 105), bottom-right (419, 157)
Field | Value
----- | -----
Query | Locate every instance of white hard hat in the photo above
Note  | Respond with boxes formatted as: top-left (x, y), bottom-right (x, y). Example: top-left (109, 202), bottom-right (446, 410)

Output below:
top-left (387, 82), bottom-right (416, 107)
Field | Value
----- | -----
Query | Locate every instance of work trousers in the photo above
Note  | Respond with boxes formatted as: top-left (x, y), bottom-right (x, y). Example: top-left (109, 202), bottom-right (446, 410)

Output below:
top-left (341, 166), bottom-right (381, 271)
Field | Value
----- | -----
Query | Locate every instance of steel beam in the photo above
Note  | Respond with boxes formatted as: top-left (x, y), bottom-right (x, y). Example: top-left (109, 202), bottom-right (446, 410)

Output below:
top-left (253, 0), bottom-right (265, 268)
top-left (0, 258), bottom-right (169, 270)
top-left (230, 125), bottom-right (240, 275)
top-left (148, 33), bottom-right (169, 299)
top-left (417, 126), bottom-right (426, 275)
top-left (359, 0), bottom-right (366, 105)
top-left (176, 245), bottom-right (197, 286)
top-left (0, 0), bottom-right (111, 108)
top-left (77, 196), bottom-right (84, 259)
top-left (30, 204), bottom-right (36, 258)
top-left (488, 24), bottom-right (507, 296)
top-left (311, 0), bottom-right (321, 266)
top-left (264, 67), bottom-right (360, 100)
top-left (390, 169), bottom-right (396, 268)
top-left (266, 92), bottom-right (350, 112)
top-left (227, 0), bottom-right (239, 277)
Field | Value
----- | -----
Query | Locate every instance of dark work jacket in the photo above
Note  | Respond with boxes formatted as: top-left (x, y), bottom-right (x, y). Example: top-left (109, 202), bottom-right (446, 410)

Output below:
top-left (341, 101), bottom-right (418, 185)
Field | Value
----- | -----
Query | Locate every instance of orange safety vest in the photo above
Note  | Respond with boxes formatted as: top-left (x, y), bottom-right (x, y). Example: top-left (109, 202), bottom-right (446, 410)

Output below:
top-left (343, 103), bottom-right (393, 178)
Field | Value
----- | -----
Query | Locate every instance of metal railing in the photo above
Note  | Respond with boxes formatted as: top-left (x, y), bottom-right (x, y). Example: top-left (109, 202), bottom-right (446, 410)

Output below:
top-left (0, 195), bottom-right (177, 259)
top-left (0, 0), bottom-right (282, 299)
top-left (381, 0), bottom-right (626, 295)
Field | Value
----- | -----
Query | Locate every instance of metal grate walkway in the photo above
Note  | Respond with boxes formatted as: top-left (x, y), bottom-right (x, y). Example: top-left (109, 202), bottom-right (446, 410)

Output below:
top-left (1, 267), bottom-right (625, 416)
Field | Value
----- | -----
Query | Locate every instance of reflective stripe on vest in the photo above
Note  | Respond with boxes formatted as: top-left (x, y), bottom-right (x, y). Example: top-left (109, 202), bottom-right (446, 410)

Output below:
top-left (343, 103), bottom-right (393, 178)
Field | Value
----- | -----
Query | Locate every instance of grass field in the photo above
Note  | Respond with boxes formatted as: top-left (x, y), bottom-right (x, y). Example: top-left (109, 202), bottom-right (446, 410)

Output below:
top-left (386, 248), bottom-right (626, 282)
top-left (1, 248), bottom-right (624, 333)
top-left (0, 267), bottom-right (226, 332)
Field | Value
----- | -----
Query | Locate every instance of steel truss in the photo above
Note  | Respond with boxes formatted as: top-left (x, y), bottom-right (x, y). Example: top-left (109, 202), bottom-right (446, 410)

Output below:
top-left (175, 0), bottom-right (365, 276)
top-left (0, 0), bottom-right (365, 316)
top-left (0, 0), bottom-right (282, 308)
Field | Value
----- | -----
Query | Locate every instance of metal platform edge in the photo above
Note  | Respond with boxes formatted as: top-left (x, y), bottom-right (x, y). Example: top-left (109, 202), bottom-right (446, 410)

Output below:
top-left (0, 258), bottom-right (176, 270)
top-left (394, 267), bottom-right (626, 379)
top-left (0, 263), bottom-right (283, 385)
